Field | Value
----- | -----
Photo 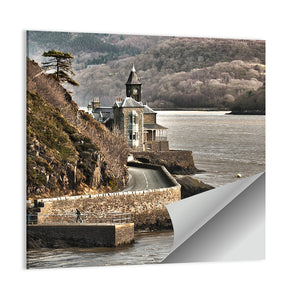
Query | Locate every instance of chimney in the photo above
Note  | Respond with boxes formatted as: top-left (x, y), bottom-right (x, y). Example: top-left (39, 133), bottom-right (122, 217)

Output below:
top-left (92, 97), bottom-right (100, 110)
top-left (87, 103), bottom-right (92, 113)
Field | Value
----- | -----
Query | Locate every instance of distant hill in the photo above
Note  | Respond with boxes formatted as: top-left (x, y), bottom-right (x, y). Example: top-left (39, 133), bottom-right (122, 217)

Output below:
top-left (27, 58), bottom-right (129, 199)
top-left (27, 31), bottom-right (168, 70)
top-left (27, 32), bottom-right (265, 110)
top-left (71, 37), bottom-right (265, 108)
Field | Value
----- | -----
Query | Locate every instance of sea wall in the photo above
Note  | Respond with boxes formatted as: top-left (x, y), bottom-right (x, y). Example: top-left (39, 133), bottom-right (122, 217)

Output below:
top-left (31, 164), bottom-right (181, 230)
top-left (27, 223), bottom-right (134, 248)
top-left (132, 150), bottom-right (202, 174)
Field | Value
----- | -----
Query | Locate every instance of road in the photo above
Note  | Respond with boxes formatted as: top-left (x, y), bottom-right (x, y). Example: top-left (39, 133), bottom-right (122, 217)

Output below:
top-left (122, 166), bottom-right (172, 192)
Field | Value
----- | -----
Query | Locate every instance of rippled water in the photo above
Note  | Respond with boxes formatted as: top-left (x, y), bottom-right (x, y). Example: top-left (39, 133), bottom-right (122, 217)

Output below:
top-left (157, 111), bottom-right (265, 187)
top-left (27, 231), bottom-right (173, 269)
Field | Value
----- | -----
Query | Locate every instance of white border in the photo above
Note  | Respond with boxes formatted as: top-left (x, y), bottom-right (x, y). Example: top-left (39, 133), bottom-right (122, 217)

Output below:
top-left (2, 1), bottom-right (300, 299)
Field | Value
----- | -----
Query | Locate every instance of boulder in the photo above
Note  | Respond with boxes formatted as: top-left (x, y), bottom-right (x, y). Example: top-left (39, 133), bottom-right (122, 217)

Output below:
top-left (176, 176), bottom-right (214, 199)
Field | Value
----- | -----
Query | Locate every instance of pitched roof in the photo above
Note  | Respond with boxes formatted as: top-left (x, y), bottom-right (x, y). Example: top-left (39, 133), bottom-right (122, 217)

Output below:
top-left (93, 107), bottom-right (114, 123)
top-left (144, 104), bottom-right (156, 114)
top-left (144, 123), bottom-right (168, 130)
top-left (115, 97), bottom-right (144, 108)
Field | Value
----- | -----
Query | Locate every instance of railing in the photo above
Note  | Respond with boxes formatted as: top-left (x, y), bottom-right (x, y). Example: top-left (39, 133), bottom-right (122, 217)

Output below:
top-left (145, 137), bottom-right (167, 143)
top-left (28, 212), bottom-right (131, 225)
top-left (155, 136), bottom-right (167, 141)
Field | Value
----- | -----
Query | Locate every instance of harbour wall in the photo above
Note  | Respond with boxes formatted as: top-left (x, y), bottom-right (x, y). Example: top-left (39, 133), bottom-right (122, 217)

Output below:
top-left (30, 164), bottom-right (181, 230)
top-left (27, 223), bottom-right (134, 248)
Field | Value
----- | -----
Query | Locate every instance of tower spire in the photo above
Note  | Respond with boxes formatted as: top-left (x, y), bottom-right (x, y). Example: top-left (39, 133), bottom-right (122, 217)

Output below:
top-left (126, 64), bottom-right (142, 102)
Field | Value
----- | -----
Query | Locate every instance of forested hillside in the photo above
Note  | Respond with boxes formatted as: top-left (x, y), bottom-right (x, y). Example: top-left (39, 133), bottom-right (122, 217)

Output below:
top-left (27, 31), bottom-right (167, 70)
top-left (229, 83), bottom-right (265, 114)
top-left (27, 32), bottom-right (265, 110)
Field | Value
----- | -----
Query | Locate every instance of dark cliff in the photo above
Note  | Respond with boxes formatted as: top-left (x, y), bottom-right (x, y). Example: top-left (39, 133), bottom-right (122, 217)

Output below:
top-left (27, 58), bottom-right (130, 199)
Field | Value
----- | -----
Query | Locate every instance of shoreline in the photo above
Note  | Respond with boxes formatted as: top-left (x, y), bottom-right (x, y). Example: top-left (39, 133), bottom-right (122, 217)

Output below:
top-left (227, 110), bottom-right (265, 115)
top-left (154, 108), bottom-right (265, 115)
top-left (153, 107), bottom-right (230, 111)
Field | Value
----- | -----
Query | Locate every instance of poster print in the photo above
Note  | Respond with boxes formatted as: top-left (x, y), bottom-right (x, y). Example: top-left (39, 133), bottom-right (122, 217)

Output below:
top-left (26, 31), bottom-right (265, 268)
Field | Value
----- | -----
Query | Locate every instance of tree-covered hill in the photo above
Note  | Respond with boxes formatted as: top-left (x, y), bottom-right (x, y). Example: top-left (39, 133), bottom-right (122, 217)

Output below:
top-left (71, 37), bottom-right (265, 108)
top-left (27, 31), bottom-right (168, 70)
top-left (137, 37), bottom-right (265, 72)
top-left (27, 31), bottom-right (265, 110)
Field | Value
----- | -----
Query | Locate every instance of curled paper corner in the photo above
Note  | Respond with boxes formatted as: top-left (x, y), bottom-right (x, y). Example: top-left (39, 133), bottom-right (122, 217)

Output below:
top-left (162, 172), bottom-right (265, 263)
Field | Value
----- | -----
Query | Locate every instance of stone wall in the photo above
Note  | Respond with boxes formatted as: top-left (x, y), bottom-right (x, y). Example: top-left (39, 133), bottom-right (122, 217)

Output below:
top-left (115, 223), bottom-right (135, 246)
top-left (33, 164), bottom-right (181, 230)
top-left (27, 223), bottom-right (134, 248)
top-left (145, 141), bottom-right (169, 151)
top-left (144, 113), bottom-right (156, 124)
top-left (37, 186), bottom-right (180, 229)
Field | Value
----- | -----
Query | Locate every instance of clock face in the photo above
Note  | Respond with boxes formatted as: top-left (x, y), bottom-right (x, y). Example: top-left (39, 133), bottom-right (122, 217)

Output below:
top-left (132, 88), bottom-right (138, 95)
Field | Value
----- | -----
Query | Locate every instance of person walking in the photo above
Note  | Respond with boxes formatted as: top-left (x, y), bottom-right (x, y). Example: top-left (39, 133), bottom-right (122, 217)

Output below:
top-left (76, 209), bottom-right (82, 223)
top-left (27, 211), bottom-right (31, 224)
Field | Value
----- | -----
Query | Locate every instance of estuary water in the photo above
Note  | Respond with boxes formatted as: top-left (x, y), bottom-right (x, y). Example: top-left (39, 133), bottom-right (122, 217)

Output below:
top-left (27, 111), bottom-right (265, 269)
top-left (27, 231), bottom-right (173, 269)
top-left (157, 111), bottom-right (265, 187)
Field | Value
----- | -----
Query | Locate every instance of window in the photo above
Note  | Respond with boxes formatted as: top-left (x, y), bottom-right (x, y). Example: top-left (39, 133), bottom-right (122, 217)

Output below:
top-left (129, 111), bottom-right (138, 124)
top-left (129, 133), bottom-right (137, 140)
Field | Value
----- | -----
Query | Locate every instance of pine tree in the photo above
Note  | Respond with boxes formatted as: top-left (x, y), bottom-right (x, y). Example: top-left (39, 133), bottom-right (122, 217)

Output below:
top-left (42, 50), bottom-right (79, 86)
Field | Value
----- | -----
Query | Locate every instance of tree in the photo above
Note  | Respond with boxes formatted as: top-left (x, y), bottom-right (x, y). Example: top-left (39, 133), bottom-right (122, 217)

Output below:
top-left (42, 50), bottom-right (79, 86)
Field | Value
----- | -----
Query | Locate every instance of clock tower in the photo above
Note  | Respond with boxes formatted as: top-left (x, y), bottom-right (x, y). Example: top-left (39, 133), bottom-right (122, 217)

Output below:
top-left (126, 64), bottom-right (142, 102)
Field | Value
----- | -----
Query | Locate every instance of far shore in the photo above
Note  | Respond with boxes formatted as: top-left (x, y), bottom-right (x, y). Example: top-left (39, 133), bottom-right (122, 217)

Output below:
top-left (226, 110), bottom-right (265, 115)
top-left (152, 107), bottom-right (265, 115)
top-left (153, 107), bottom-right (231, 111)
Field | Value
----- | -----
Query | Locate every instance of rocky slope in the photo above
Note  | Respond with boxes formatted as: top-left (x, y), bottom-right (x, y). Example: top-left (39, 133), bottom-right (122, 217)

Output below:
top-left (27, 58), bottom-right (129, 199)
top-left (175, 176), bottom-right (214, 199)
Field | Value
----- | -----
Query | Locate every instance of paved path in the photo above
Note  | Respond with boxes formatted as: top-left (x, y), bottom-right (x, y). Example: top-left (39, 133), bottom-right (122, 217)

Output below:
top-left (122, 166), bottom-right (172, 192)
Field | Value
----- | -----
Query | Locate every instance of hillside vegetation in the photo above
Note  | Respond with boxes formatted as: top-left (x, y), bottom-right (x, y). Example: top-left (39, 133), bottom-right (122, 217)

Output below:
top-left (27, 31), bottom-right (168, 70)
top-left (71, 37), bottom-right (265, 109)
top-left (229, 83), bottom-right (265, 114)
top-left (27, 32), bottom-right (265, 111)
top-left (27, 58), bottom-right (129, 199)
